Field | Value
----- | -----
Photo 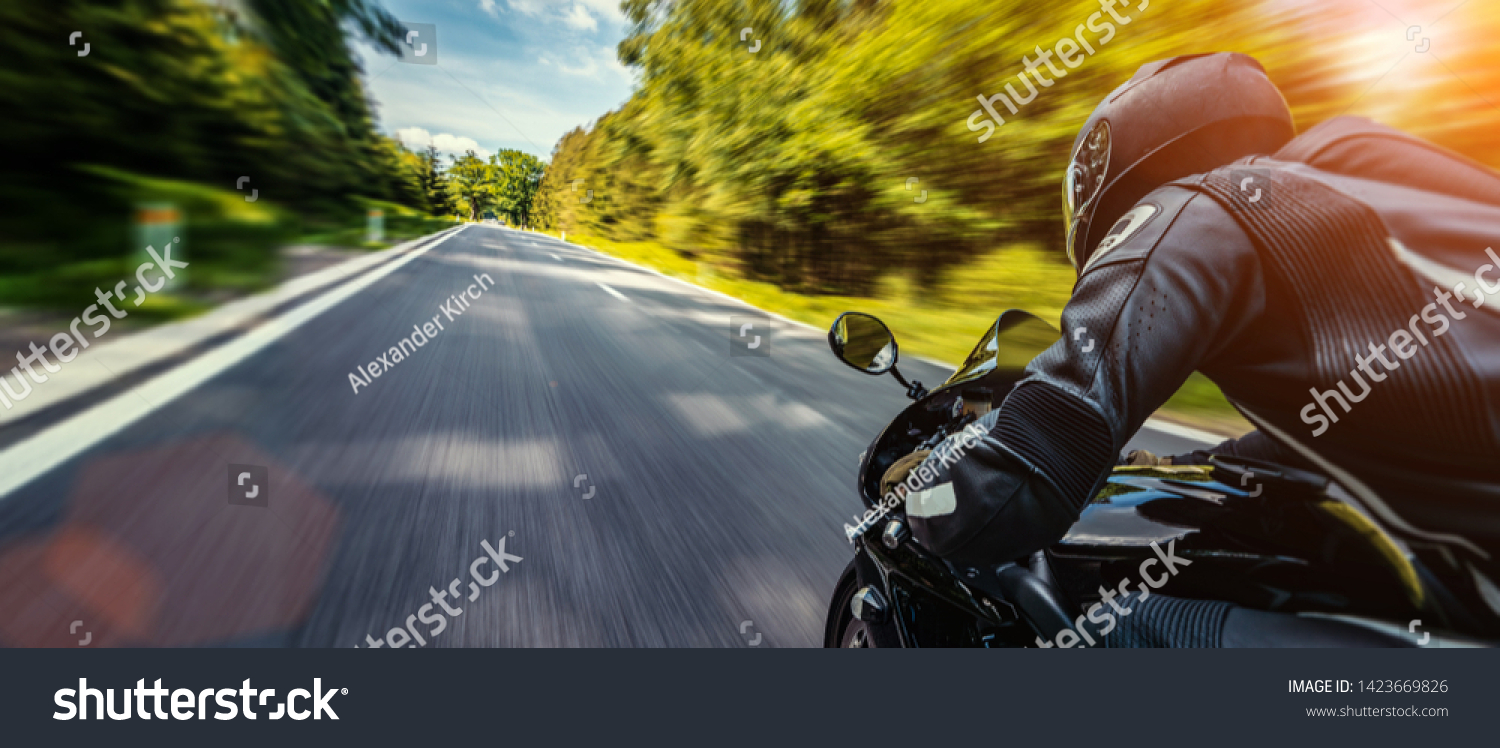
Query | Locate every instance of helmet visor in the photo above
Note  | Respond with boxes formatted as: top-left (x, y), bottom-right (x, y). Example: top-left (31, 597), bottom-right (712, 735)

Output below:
top-left (1063, 121), bottom-right (1112, 273)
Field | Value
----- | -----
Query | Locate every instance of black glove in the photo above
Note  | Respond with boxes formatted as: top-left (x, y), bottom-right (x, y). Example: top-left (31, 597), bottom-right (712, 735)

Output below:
top-left (906, 409), bottom-right (1078, 569)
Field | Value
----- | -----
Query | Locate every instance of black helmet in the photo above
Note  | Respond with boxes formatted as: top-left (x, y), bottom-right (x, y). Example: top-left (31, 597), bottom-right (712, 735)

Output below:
top-left (1064, 53), bottom-right (1295, 273)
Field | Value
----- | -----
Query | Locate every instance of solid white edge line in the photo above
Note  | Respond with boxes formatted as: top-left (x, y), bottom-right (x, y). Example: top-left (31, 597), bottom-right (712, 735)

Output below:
top-left (570, 241), bottom-right (824, 333)
top-left (595, 282), bottom-right (630, 303)
top-left (1135, 419), bottom-right (1230, 445)
top-left (0, 226), bottom-right (464, 427)
top-left (0, 226), bottom-right (471, 501)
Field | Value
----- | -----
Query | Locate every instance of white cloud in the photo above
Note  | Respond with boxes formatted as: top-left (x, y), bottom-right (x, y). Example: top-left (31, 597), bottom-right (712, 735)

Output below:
top-left (506, 0), bottom-right (547, 16)
top-left (563, 4), bottom-right (597, 31)
top-left (556, 52), bottom-right (598, 77)
top-left (544, 45), bottom-right (631, 81)
top-left (479, 0), bottom-right (500, 18)
top-left (395, 127), bottom-right (493, 160)
top-left (502, 0), bottom-right (621, 29)
top-left (600, 45), bottom-right (630, 80)
top-left (575, 0), bottom-right (625, 25)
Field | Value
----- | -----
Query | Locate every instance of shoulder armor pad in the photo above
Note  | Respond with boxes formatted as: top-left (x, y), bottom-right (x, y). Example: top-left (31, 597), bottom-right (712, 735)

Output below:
top-left (1081, 185), bottom-right (1199, 275)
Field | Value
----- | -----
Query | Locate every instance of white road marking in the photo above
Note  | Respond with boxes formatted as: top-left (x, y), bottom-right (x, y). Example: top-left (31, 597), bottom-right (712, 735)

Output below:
top-left (567, 243), bottom-right (821, 333)
top-left (552, 237), bottom-right (1226, 445)
top-left (550, 254), bottom-right (562, 262)
top-left (0, 226), bottom-right (472, 501)
top-left (460, 227), bottom-right (1221, 446)
top-left (596, 282), bottom-right (630, 303)
top-left (1136, 419), bottom-right (1227, 445)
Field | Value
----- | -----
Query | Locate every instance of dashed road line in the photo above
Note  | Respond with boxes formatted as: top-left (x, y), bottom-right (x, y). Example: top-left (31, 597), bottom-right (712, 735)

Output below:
top-left (596, 282), bottom-right (630, 303)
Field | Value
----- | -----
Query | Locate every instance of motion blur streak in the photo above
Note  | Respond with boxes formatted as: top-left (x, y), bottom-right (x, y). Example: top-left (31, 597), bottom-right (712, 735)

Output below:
top-left (0, 227), bottom-right (1200, 646)
top-left (5, 0), bottom-right (1499, 649)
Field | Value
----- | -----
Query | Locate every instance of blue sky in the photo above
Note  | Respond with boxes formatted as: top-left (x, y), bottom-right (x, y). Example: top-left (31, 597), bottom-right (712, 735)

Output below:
top-left (354, 0), bottom-right (638, 162)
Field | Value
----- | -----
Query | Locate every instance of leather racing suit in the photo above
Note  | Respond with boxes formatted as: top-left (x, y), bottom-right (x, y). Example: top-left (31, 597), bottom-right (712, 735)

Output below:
top-left (911, 118), bottom-right (1500, 634)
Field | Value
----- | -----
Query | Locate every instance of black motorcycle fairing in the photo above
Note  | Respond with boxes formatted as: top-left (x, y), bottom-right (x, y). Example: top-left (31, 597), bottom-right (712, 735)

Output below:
top-left (841, 449), bottom-right (1500, 645)
top-left (833, 535), bottom-right (1036, 648)
top-left (1053, 466), bottom-right (1436, 625)
top-left (945, 310), bottom-right (1061, 390)
top-left (855, 310), bottom-right (1059, 507)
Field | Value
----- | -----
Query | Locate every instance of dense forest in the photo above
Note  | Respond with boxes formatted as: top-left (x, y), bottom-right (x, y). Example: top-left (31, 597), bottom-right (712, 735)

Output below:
top-left (533, 0), bottom-right (1500, 296)
top-left (0, 0), bottom-right (452, 307)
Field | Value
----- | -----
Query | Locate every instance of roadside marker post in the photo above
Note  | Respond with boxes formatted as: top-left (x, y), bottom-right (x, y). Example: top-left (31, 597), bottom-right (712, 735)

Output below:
top-left (133, 202), bottom-right (184, 291)
top-left (367, 209), bottom-right (385, 244)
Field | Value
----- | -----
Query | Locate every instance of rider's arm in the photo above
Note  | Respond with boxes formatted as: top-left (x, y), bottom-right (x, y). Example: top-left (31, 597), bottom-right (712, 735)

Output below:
top-left (912, 189), bottom-right (1268, 567)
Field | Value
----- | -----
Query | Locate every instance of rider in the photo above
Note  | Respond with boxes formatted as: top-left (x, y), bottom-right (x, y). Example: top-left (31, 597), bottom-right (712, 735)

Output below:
top-left (899, 52), bottom-right (1500, 646)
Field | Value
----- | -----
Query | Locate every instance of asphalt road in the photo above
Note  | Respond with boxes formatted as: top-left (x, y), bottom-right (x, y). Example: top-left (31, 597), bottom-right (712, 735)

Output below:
top-left (0, 225), bottom-right (1210, 648)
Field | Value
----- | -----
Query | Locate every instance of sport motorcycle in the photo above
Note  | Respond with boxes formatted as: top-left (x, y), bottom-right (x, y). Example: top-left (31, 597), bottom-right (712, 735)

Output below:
top-left (823, 310), bottom-right (1498, 648)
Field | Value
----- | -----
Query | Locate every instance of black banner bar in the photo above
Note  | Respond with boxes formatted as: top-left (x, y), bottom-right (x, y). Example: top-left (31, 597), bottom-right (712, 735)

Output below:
top-left (2, 649), bottom-right (1489, 746)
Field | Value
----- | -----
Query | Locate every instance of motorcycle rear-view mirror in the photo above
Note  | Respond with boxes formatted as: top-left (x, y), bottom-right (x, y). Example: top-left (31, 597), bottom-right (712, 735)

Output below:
top-left (828, 312), bottom-right (897, 374)
top-left (828, 312), bottom-right (928, 400)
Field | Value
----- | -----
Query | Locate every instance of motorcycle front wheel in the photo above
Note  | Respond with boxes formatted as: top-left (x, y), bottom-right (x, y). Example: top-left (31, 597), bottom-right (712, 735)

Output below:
top-left (825, 559), bottom-right (870, 648)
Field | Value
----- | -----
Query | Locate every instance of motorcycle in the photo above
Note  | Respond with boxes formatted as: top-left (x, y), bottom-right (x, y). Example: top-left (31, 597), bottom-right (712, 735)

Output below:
top-left (822, 309), bottom-right (1498, 648)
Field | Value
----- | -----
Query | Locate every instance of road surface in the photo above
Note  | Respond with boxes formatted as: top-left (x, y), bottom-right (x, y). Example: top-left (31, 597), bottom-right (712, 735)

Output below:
top-left (0, 225), bottom-right (1212, 648)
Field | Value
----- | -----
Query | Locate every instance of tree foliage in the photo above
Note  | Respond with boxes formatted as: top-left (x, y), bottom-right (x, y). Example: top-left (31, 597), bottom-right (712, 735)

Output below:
top-left (440, 149), bottom-right (548, 226)
top-left (490, 150), bottom-right (546, 228)
top-left (420, 145), bottom-right (456, 218)
top-left (535, 0), bottom-right (1495, 296)
top-left (0, 0), bottom-right (437, 284)
top-left (447, 151), bottom-right (494, 222)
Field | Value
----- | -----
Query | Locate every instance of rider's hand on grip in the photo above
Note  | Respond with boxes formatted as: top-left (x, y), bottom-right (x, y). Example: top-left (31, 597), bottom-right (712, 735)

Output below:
top-left (881, 450), bottom-right (932, 499)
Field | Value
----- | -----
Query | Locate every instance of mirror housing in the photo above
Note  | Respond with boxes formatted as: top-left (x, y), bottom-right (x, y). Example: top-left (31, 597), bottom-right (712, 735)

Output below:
top-left (828, 312), bottom-right (928, 400)
top-left (828, 312), bottom-right (898, 375)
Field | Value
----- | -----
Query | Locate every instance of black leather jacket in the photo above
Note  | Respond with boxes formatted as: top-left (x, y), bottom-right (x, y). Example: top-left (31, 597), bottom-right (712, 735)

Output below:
top-left (916, 118), bottom-right (1500, 580)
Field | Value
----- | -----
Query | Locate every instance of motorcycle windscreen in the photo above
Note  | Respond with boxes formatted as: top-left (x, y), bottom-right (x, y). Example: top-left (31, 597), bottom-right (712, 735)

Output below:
top-left (944, 309), bottom-right (1059, 389)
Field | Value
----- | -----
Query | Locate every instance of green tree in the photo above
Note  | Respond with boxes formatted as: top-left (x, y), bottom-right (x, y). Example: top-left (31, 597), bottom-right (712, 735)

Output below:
top-left (447, 151), bottom-right (493, 221)
top-left (490, 150), bottom-right (547, 228)
top-left (534, 127), bottom-right (594, 234)
top-left (373, 136), bottom-right (429, 212)
top-left (421, 145), bottom-right (455, 217)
